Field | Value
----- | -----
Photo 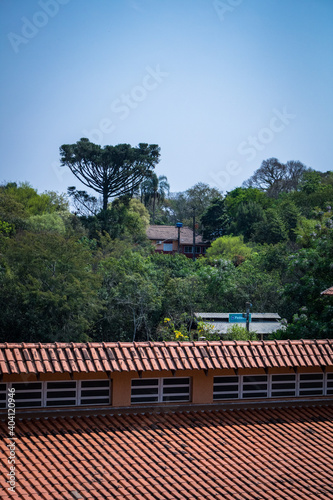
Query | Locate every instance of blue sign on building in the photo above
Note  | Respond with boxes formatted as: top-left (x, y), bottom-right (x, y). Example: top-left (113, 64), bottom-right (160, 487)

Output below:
top-left (229, 313), bottom-right (251, 323)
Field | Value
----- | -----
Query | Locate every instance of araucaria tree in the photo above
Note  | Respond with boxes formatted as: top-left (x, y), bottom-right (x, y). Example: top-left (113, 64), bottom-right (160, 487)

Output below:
top-left (60, 138), bottom-right (160, 210)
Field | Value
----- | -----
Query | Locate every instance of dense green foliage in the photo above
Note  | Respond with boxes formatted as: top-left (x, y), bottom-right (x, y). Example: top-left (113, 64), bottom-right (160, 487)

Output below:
top-left (206, 235), bottom-right (252, 266)
top-left (201, 198), bottom-right (230, 241)
top-left (0, 162), bottom-right (332, 343)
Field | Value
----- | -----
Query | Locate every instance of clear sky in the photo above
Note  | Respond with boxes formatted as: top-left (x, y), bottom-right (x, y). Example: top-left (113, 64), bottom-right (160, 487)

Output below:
top-left (1, 0), bottom-right (332, 197)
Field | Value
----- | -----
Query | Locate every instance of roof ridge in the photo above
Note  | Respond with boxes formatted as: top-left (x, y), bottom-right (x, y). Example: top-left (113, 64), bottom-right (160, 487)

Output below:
top-left (1, 339), bottom-right (333, 346)
top-left (1, 340), bottom-right (333, 376)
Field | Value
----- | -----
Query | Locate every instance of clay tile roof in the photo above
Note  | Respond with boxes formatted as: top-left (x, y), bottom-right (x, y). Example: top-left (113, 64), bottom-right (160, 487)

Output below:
top-left (321, 286), bottom-right (333, 295)
top-left (146, 225), bottom-right (207, 245)
top-left (1, 405), bottom-right (333, 499)
top-left (1, 340), bottom-right (333, 376)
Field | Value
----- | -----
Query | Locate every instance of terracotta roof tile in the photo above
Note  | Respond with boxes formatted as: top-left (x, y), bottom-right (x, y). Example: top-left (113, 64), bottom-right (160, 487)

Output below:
top-left (275, 342), bottom-right (291, 367)
top-left (322, 341), bottom-right (333, 359)
top-left (13, 347), bottom-right (26, 374)
top-left (126, 349), bottom-right (138, 372)
top-left (39, 347), bottom-right (52, 373)
top-left (54, 347), bottom-right (70, 372)
top-left (191, 347), bottom-right (207, 370)
top-left (30, 348), bottom-right (44, 373)
top-left (241, 344), bottom-right (256, 368)
top-left (174, 345), bottom-right (189, 370)
top-left (160, 346), bottom-right (176, 371)
top-left (151, 346), bottom-right (168, 371)
top-left (285, 341), bottom-right (299, 367)
top-left (268, 344), bottom-right (283, 367)
top-left (129, 347), bottom-right (144, 372)
top-left (211, 345), bottom-right (227, 369)
top-left (145, 346), bottom-right (159, 371)
top-left (0, 350), bottom-right (9, 375)
top-left (302, 341), bottom-right (321, 366)
top-left (166, 346), bottom-right (182, 370)
top-left (205, 346), bottom-right (220, 370)
top-left (49, 347), bottom-right (64, 373)
top-left (225, 344), bottom-right (241, 368)
top-left (64, 347), bottom-right (79, 373)
top-left (22, 347), bottom-right (36, 373)
top-left (1, 340), bottom-right (333, 376)
top-left (236, 344), bottom-right (253, 369)
top-left (183, 345), bottom-right (200, 370)
top-left (87, 346), bottom-right (103, 372)
top-left (292, 343), bottom-right (308, 366)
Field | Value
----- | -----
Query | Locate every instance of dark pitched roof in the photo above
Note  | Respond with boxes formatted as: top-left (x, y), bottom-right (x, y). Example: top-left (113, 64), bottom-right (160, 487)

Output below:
top-left (146, 225), bottom-right (206, 245)
top-left (1, 404), bottom-right (333, 499)
top-left (1, 340), bottom-right (333, 376)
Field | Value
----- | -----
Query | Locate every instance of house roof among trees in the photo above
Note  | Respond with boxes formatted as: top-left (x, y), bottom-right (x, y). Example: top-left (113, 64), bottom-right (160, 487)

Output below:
top-left (1, 404), bottom-right (332, 499)
top-left (146, 225), bottom-right (207, 245)
top-left (196, 312), bottom-right (282, 319)
top-left (321, 286), bottom-right (333, 296)
top-left (195, 312), bottom-right (284, 334)
top-left (1, 340), bottom-right (333, 376)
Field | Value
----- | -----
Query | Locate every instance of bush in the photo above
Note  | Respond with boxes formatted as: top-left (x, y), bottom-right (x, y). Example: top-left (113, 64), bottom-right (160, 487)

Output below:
top-left (224, 324), bottom-right (257, 341)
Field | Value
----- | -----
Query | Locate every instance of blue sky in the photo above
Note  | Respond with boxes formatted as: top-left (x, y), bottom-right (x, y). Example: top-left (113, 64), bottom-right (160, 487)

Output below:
top-left (1, 0), bottom-right (332, 197)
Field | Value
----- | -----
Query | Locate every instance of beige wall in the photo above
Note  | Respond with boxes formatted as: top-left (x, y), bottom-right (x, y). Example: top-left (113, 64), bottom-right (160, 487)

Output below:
top-left (110, 366), bottom-right (331, 407)
top-left (3, 366), bottom-right (332, 409)
top-left (152, 239), bottom-right (207, 254)
top-left (112, 371), bottom-right (133, 407)
top-left (121, 369), bottom-right (215, 406)
top-left (153, 240), bottom-right (178, 252)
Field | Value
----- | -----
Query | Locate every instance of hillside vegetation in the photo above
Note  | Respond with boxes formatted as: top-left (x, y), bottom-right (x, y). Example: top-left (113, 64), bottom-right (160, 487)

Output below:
top-left (0, 161), bottom-right (332, 343)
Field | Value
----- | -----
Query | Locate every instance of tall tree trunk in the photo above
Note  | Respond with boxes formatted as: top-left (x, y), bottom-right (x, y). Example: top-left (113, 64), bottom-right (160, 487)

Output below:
top-left (133, 311), bottom-right (137, 342)
top-left (152, 193), bottom-right (156, 224)
top-left (103, 190), bottom-right (108, 211)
